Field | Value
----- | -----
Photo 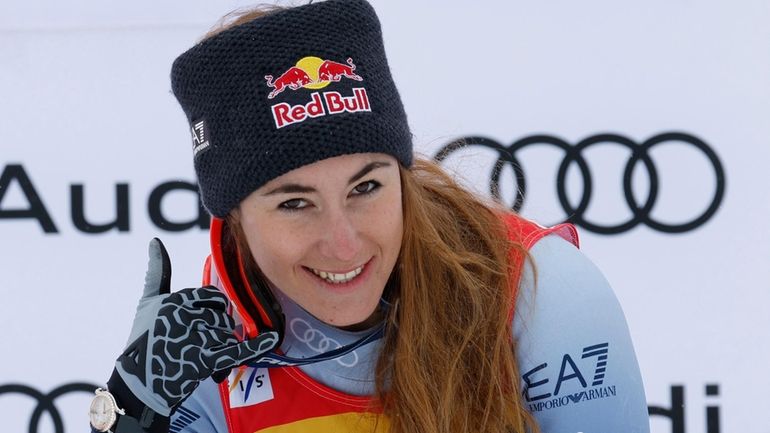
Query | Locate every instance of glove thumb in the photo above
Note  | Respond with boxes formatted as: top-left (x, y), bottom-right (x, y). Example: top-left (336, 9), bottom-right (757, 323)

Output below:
top-left (142, 238), bottom-right (171, 299)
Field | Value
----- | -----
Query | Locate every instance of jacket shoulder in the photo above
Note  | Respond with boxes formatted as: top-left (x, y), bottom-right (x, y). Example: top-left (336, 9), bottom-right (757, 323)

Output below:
top-left (502, 213), bottom-right (579, 250)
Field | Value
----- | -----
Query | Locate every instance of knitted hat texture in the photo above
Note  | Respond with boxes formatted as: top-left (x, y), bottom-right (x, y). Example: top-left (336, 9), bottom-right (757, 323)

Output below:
top-left (171, 0), bottom-right (413, 217)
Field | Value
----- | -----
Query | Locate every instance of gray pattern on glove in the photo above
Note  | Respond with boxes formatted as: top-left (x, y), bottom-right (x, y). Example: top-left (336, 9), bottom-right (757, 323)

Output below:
top-left (115, 238), bottom-right (279, 417)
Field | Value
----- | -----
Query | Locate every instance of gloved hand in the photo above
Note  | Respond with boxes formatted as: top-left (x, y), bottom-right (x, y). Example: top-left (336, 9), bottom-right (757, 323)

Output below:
top-left (113, 238), bottom-right (279, 418)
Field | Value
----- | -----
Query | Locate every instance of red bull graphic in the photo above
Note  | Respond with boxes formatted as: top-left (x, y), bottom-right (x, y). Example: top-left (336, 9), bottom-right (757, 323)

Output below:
top-left (264, 56), bottom-right (371, 128)
top-left (264, 57), bottom-right (363, 99)
top-left (264, 67), bottom-right (314, 99)
top-left (318, 58), bottom-right (363, 82)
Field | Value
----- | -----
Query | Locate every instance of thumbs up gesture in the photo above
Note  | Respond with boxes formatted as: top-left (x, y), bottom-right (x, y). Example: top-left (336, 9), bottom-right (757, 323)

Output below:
top-left (113, 238), bottom-right (279, 418)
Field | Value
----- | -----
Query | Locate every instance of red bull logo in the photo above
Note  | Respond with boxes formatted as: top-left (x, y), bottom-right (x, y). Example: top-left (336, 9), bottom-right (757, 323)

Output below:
top-left (264, 67), bottom-right (314, 99)
top-left (264, 56), bottom-right (370, 129)
top-left (264, 56), bottom-right (363, 99)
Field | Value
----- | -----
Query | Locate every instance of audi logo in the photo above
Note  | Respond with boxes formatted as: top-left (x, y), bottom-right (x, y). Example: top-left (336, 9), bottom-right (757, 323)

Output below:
top-left (289, 317), bottom-right (359, 367)
top-left (434, 132), bottom-right (726, 234)
top-left (0, 382), bottom-right (98, 433)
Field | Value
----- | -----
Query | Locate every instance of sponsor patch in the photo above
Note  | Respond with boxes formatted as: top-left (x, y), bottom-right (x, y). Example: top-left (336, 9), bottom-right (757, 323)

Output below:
top-left (191, 119), bottom-right (211, 156)
top-left (228, 366), bottom-right (274, 408)
top-left (264, 56), bottom-right (370, 128)
top-left (522, 342), bottom-right (617, 412)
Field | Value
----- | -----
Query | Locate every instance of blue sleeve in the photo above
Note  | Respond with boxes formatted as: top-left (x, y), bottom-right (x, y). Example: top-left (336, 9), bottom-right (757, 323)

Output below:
top-left (170, 378), bottom-right (228, 433)
top-left (513, 234), bottom-right (650, 433)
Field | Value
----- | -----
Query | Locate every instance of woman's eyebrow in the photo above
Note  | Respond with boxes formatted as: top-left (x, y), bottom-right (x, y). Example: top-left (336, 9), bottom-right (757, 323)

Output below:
top-left (348, 161), bottom-right (391, 184)
top-left (262, 184), bottom-right (316, 196)
top-left (262, 160), bottom-right (392, 196)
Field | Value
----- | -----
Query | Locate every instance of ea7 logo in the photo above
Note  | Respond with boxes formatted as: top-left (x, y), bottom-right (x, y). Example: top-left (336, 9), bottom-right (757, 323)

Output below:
top-left (522, 342), bottom-right (610, 404)
top-left (191, 119), bottom-right (210, 157)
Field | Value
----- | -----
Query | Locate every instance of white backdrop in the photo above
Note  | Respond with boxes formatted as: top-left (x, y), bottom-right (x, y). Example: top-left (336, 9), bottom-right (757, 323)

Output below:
top-left (2, 1), bottom-right (769, 432)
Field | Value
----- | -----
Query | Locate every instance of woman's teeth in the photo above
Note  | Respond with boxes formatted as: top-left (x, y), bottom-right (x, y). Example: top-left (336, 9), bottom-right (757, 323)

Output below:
top-left (311, 266), bottom-right (363, 284)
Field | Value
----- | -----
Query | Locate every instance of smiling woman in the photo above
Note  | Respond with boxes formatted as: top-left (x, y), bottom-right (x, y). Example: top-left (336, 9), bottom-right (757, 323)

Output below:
top-left (233, 153), bottom-right (403, 329)
top-left (89, 1), bottom-right (650, 433)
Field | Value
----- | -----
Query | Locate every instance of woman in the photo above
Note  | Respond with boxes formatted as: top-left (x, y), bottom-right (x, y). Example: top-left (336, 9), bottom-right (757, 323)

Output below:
top-left (88, 1), bottom-right (650, 432)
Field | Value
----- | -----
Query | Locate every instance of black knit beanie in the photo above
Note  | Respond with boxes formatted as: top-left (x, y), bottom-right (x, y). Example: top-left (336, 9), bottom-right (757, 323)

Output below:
top-left (171, 0), bottom-right (413, 218)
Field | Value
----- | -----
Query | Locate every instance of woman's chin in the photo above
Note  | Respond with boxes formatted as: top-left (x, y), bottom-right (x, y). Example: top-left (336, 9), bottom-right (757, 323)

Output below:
top-left (317, 305), bottom-right (385, 331)
top-left (338, 311), bottom-right (384, 331)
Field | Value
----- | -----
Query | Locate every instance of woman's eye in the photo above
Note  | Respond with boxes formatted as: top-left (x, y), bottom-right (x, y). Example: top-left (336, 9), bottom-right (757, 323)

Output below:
top-left (279, 198), bottom-right (308, 211)
top-left (352, 180), bottom-right (381, 195)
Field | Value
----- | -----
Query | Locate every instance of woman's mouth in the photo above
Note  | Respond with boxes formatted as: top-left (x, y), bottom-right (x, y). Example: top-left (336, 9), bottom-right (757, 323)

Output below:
top-left (308, 264), bottom-right (364, 284)
top-left (305, 260), bottom-right (371, 284)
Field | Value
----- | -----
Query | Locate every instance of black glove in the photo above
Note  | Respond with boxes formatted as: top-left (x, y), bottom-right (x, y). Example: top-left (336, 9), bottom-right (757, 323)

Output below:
top-left (113, 238), bottom-right (279, 419)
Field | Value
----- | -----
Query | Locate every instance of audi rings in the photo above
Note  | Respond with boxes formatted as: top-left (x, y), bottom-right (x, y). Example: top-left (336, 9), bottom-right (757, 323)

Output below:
top-left (289, 318), bottom-right (359, 367)
top-left (434, 132), bottom-right (725, 235)
top-left (0, 382), bottom-right (98, 433)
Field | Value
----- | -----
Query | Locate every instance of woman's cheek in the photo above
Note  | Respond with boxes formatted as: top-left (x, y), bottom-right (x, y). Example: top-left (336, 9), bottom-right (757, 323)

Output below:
top-left (246, 221), bottom-right (291, 273)
top-left (376, 193), bottom-right (403, 233)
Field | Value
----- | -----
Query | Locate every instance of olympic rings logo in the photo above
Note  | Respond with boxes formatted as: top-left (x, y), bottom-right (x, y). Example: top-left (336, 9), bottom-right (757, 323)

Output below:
top-left (434, 132), bottom-right (726, 234)
top-left (0, 382), bottom-right (98, 433)
top-left (289, 318), bottom-right (359, 367)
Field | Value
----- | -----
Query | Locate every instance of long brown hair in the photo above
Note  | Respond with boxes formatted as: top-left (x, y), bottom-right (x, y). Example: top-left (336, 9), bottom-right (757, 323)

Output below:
top-left (372, 158), bottom-right (538, 433)
top-left (208, 7), bottom-right (539, 433)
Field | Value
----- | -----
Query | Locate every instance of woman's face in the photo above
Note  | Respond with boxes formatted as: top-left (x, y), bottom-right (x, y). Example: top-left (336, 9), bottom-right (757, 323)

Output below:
top-left (238, 152), bottom-right (403, 328)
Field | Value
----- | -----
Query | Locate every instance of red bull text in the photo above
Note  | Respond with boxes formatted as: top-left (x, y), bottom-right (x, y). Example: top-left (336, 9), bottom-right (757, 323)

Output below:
top-left (271, 88), bottom-right (371, 129)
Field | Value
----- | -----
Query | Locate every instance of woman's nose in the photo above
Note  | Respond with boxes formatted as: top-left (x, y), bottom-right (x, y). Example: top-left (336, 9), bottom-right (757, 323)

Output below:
top-left (318, 209), bottom-right (362, 263)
